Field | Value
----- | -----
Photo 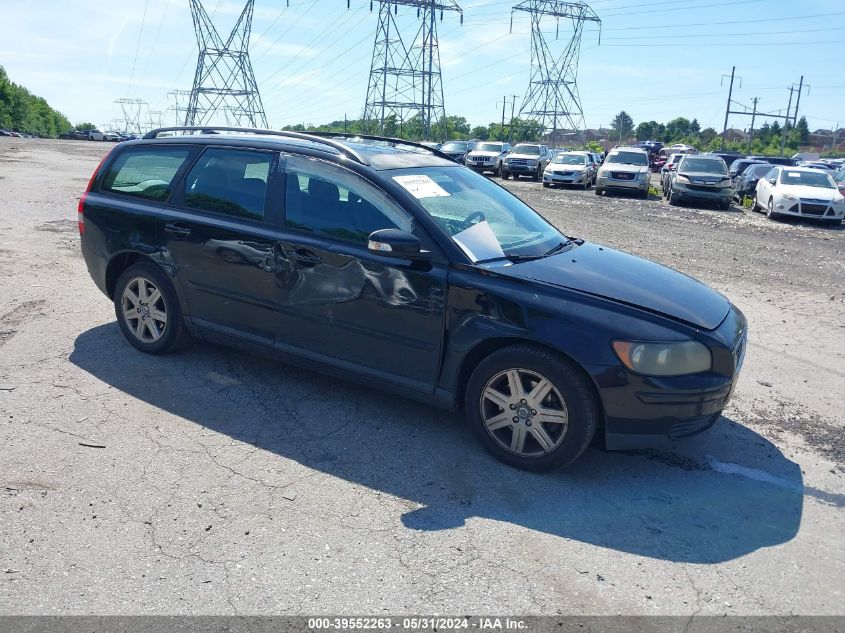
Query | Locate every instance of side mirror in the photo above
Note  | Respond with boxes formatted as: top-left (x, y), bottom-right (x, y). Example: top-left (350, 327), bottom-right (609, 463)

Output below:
top-left (768, 178), bottom-right (776, 185)
top-left (368, 229), bottom-right (422, 258)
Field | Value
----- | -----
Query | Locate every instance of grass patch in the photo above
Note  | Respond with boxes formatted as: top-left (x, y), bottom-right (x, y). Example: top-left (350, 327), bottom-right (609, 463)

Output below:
top-left (648, 185), bottom-right (661, 197)
top-left (741, 196), bottom-right (754, 209)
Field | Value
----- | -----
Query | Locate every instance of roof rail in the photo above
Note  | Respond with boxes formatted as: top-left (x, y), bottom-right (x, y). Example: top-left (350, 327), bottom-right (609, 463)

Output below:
top-left (303, 131), bottom-right (457, 163)
top-left (141, 126), bottom-right (367, 165)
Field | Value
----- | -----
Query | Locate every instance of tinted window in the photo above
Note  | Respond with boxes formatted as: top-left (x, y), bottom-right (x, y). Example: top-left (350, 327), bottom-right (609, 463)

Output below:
top-left (284, 156), bottom-right (413, 245)
top-left (440, 142), bottom-right (468, 152)
top-left (779, 170), bottom-right (835, 188)
top-left (607, 151), bottom-right (648, 166)
top-left (101, 146), bottom-right (191, 201)
top-left (748, 164), bottom-right (773, 178)
top-left (184, 148), bottom-right (272, 221)
top-left (679, 157), bottom-right (727, 174)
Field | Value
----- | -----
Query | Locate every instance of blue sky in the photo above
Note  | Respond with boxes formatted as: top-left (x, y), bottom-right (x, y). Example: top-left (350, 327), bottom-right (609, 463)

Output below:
top-left (2, 0), bottom-right (844, 133)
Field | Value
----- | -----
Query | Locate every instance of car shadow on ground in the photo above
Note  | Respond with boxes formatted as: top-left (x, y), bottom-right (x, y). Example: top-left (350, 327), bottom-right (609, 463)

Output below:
top-left (70, 324), bottom-right (804, 565)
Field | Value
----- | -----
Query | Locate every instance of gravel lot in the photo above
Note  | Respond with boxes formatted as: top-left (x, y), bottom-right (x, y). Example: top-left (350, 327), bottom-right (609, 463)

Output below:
top-left (1, 138), bottom-right (843, 615)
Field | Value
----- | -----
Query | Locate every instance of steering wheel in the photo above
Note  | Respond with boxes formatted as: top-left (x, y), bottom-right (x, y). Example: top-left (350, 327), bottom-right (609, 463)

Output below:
top-left (465, 210), bottom-right (486, 226)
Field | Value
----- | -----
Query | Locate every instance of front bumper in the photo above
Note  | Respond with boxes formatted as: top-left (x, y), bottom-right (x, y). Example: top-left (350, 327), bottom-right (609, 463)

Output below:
top-left (544, 170), bottom-right (588, 184)
top-left (589, 307), bottom-right (746, 450)
top-left (504, 163), bottom-right (540, 174)
top-left (468, 161), bottom-right (498, 173)
top-left (774, 198), bottom-right (844, 220)
top-left (598, 174), bottom-right (648, 192)
top-left (672, 182), bottom-right (733, 202)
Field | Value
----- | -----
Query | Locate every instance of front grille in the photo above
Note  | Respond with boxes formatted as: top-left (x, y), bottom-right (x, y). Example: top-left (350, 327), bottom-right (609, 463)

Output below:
top-left (612, 171), bottom-right (635, 180)
top-left (669, 413), bottom-right (720, 439)
top-left (557, 171), bottom-right (573, 176)
top-left (687, 184), bottom-right (717, 192)
top-left (509, 159), bottom-right (528, 166)
top-left (800, 203), bottom-right (828, 216)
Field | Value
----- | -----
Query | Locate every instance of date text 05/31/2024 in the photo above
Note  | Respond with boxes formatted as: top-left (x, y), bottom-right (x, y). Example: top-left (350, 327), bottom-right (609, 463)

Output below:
top-left (308, 617), bottom-right (527, 630)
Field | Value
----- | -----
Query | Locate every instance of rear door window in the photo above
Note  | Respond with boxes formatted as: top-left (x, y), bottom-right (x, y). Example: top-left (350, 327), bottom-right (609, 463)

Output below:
top-left (100, 146), bottom-right (192, 201)
top-left (183, 147), bottom-right (273, 221)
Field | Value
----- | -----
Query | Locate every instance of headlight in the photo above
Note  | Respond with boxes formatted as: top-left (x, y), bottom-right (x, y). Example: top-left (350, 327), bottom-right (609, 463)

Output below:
top-left (718, 179), bottom-right (732, 188)
top-left (612, 340), bottom-right (712, 376)
top-left (527, 160), bottom-right (538, 166)
top-left (638, 172), bottom-right (648, 180)
top-left (782, 194), bottom-right (797, 201)
top-left (597, 169), bottom-right (607, 178)
top-left (833, 197), bottom-right (845, 206)
top-left (675, 175), bottom-right (691, 184)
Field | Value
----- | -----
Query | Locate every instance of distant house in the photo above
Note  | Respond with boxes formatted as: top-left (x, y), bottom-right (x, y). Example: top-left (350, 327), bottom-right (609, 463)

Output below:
top-left (719, 128), bottom-right (749, 142)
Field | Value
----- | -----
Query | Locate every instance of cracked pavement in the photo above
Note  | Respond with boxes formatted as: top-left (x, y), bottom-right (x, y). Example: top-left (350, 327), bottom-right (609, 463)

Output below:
top-left (1, 138), bottom-right (843, 615)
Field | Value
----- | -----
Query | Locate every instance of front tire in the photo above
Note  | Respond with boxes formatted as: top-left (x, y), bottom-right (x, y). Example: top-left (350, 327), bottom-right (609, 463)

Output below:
top-left (501, 170), bottom-right (510, 180)
top-left (114, 262), bottom-right (190, 354)
top-left (465, 345), bottom-right (599, 471)
top-left (594, 187), bottom-right (603, 196)
top-left (668, 189), bottom-right (680, 206)
top-left (766, 198), bottom-right (780, 220)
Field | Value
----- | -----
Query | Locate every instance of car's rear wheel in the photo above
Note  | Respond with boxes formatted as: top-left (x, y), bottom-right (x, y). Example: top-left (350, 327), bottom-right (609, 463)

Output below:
top-left (465, 345), bottom-right (598, 471)
top-left (114, 262), bottom-right (189, 354)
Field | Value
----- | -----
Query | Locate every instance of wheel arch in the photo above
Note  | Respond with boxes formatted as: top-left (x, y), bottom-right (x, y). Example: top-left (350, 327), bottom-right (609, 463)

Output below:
top-left (453, 337), bottom-right (606, 434)
top-left (105, 251), bottom-right (160, 299)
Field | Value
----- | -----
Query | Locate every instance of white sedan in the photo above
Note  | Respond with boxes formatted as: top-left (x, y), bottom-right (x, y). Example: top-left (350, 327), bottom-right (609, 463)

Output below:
top-left (753, 166), bottom-right (844, 225)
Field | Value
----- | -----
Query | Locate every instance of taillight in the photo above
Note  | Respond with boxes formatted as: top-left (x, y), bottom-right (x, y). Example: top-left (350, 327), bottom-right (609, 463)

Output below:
top-left (78, 150), bottom-right (113, 236)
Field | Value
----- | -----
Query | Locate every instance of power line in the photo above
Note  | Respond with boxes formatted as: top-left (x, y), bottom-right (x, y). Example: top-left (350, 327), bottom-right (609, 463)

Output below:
top-left (125, 0), bottom-right (150, 96)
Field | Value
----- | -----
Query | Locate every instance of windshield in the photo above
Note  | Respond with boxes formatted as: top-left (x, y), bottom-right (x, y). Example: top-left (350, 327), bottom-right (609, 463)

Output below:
top-left (440, 142), bottom-right (467, 152)
top-left (748, 164), bottom-right (773, 178)
top-left (476, 143), bottom-right (503, 152)
top-left (512, 144), bottom-right (540, 155)
top-left (553, 154), bottom-right (587, 165)
top-left (780, 170), bottom-right (835, 188)
top-left (389, 166), bottom-right (565, 262)
top-left (680, 158), bottom-right (727, 174)
top-left (606, 151), bottom-right (648, 166)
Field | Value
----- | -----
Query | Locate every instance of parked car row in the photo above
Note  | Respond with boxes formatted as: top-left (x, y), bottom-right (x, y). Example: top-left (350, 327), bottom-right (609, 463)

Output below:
top-left (0, 129), bottom-right (40, 138)
top-left (59, 129), bottom-right (136, 142)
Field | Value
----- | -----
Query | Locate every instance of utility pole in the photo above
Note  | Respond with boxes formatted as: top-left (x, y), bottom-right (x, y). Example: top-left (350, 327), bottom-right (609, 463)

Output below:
top-left (344, 113), bottom-right (348, 134)
top-left (185, 0), bottom-right (266, 127)
top-left (500, 96), bottom-right (507, 141)
top-left (361, 0), bottom-right (462, 142)
top-left (721, 66), bottom-right (738, 149)
top-left (792, 75), bottom-right (804, 127)
top-left (511, 1), bottom-right (601, 142)
top-left (509, 94), bottom-right (518, 143)
top-left (780, 85), bottom-right (795, 157)
top-left (747, 97), bottom-right (759, 152)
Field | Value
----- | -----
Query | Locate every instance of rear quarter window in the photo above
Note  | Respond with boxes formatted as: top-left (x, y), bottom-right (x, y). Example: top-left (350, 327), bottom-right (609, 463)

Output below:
top-left (100, 146), bottom-right (192, 202)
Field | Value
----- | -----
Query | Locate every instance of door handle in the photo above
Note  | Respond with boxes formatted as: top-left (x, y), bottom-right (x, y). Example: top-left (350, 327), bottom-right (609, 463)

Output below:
top-left (164, 223), bottom-right (192, 237)
top-left (289, 249), bottom-right (322, 267)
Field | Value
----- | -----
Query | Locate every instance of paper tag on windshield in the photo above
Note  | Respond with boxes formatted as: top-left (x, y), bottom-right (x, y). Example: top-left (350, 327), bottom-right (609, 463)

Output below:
top-left (452, 220), bottom-right (505, 262)
top-left (787, 172), bottom-right (801, 177)
top-left (392, 175), bottom-right (450, 199)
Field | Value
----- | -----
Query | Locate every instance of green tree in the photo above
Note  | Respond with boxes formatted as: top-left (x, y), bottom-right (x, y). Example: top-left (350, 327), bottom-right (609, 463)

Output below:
top-left (699, 127), bottom-right (717, 145)
top-left (635, 120), bottom-right (659, 141)
top-left (75, 122), bottom-right (97, 132)
top-left (610, 111), bottom-right (635, 142)
top-left (471, 125), bottom-right (489, 140)
top-left (795, 116), bottom-right (810, 143)
top-left (0, 65), bottom-right (71, 137)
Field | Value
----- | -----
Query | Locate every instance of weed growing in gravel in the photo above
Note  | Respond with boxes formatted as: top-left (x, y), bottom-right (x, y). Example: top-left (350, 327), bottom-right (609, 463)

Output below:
top-left (741, 196), bottom-right (754, 209)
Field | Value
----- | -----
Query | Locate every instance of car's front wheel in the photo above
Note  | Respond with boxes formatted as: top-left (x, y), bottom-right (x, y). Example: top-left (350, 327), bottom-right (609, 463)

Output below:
top-left (766, 197), bottom-right (780, 220)
top-left (114, 262), bottom-right (190, 354)
top-left (501, 170), bottom-right (510, 180)
top-left (465, 345), bottom-right (598, 471)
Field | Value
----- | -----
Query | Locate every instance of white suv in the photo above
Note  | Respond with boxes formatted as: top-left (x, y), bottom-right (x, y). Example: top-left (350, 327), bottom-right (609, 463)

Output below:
top-left (465, 141), bottom-right (511, 177)
top-left (595, 147), bottom-right (650, 198)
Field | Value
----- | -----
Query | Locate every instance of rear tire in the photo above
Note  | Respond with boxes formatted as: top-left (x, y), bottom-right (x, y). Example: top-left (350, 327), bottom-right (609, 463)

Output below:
top-left (465, 345), bottom-right (599, 471)
top-left (114, 262), bottom-right (190, 354)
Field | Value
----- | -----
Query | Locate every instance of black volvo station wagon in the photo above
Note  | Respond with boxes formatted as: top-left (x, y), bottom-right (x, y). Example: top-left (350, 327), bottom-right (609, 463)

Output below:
top-left (78, 127), bottom-right (746, 470)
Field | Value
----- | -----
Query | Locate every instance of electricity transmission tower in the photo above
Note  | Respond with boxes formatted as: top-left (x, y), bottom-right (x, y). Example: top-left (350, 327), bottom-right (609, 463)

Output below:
top-left (511, 1), bottom-right (600, 143)
top-left (185, 0), bottom-right (267, 128)
top-left (114, 98), bottom-right (150, 136)
top-left (362, 1), bottom-right (463, 141)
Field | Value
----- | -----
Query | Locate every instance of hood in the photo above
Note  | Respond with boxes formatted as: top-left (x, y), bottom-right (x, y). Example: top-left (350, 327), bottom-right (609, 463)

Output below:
top-left (468, 151), bottom-right (500, 158)
top-left (547, 164), bottom-right (587, 171)
top-left (493, 242), bottom-right (730, 330)
top-left (603, 164), bottom-right (649, 175)
top-left (779, 184), bottom-right (839, 201)
top-left (679, 171), bottom-right (730, 184)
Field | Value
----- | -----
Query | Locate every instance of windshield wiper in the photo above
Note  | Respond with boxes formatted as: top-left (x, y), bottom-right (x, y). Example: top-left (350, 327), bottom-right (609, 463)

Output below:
top-left (543, 239), bottom-right (575, 256)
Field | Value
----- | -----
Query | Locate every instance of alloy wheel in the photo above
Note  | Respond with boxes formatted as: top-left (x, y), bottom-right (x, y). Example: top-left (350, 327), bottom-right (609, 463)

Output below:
top-left (121, 276), bottom-right (167, 343)
top-left (480, 368), bottom-right (569, 456)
